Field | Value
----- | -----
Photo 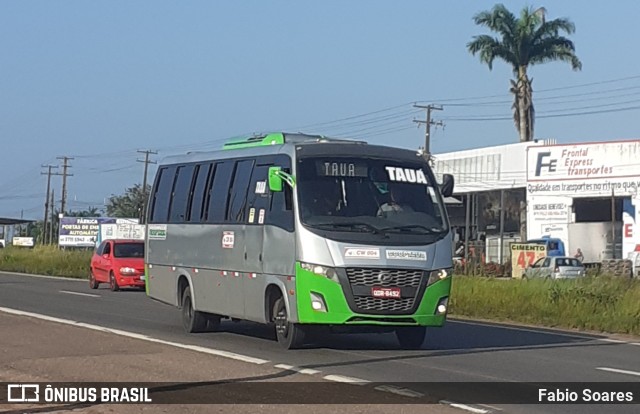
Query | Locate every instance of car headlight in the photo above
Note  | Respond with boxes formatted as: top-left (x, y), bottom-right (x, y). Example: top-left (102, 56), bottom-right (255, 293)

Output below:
top-left (428, 268), bottom-right (452, 286)
top-left (300, 262), bottom-right (339, 283)
top-left (119, 267), bottom-right (137, 275)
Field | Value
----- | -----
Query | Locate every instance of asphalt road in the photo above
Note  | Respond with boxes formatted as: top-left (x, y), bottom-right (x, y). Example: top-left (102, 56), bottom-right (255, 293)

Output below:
top-left (1, 271), bottom-right (639, 414)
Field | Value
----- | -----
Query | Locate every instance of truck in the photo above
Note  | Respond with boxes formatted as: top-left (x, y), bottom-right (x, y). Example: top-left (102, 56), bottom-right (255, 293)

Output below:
top-left (528, 222), bottom-right (623, 267)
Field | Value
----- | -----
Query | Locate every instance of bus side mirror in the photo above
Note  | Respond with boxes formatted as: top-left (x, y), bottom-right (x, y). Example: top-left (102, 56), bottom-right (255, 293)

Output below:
top-left (440, 173), bottom-right (454, 198)
top-left (268, 166), bottom-right (283, 192)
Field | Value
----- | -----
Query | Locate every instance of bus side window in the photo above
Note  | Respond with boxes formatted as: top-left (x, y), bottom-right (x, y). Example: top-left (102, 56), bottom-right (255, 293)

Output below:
top-left (268, 167), bottom-right (294, 232)
top-left (246, 165), bottom-right (271, 223)
top-left (227, 159), bottom-right (255, 223)
top-left (206, 161), bottom-right (233, 223)
top-left (168, 164), bottom-right (195, 223)
top-left (149, 166), bottom-right (177, 223)
top-left (188, 163), bottom-right (213, 223)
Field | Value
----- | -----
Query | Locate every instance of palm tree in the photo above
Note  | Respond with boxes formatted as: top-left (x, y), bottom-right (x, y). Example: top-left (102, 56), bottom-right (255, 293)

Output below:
top-left (467, 4), bottom-right (582, 142)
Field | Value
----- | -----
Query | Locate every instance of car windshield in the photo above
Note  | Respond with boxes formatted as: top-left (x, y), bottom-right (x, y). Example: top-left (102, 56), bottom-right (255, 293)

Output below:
top-left (113, 242), bottom-right (145, 258)
top-left (296, 156), bottom-right (448, 242)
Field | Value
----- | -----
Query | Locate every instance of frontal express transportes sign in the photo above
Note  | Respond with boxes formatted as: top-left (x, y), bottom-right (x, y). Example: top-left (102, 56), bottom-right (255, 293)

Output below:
top-left (58, 217), bottom-right (139, 247)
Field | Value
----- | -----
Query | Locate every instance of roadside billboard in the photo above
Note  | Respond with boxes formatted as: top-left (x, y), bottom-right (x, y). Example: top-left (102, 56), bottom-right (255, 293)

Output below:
top-left (527, 140), bottom-right (640, 197)
top-left (98, 223), bottom-right (145, 244)
top-left (510, 243), bottom-right (547, 279)
top-left (12, 237), bottom-right (34, 247)
top-left (58, 217), bottom-right (139, 247)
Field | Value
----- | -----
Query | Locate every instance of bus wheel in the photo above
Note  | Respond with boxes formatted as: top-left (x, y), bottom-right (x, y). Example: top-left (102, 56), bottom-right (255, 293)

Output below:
top-left (273, 296), bottom-right (305, 349)
top-left (181, 286), bottom-right (208, 333)
top-left (395, 326), bottom-right (426, 349)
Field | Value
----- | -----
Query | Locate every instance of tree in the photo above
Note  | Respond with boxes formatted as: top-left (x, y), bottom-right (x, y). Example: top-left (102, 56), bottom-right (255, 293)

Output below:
top-left (467, 4), bottom-right (582, 142)
top-left (66, 207), bottom-right (102, 217)
top-left (106, 184), bottom-right (150, 219)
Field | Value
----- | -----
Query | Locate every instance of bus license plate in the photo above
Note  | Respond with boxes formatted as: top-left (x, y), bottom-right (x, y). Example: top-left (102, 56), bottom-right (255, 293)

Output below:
top-left (372, 287), bottom-right (401, 299)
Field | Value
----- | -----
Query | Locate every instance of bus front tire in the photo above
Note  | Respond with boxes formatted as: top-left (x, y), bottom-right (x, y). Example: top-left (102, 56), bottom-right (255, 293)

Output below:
top-left (182, 286), bottom-right (209, 333)
top-left (395, 326), bottom-right (426, 349)
top-left (273, 296), bottom-right (305, 349)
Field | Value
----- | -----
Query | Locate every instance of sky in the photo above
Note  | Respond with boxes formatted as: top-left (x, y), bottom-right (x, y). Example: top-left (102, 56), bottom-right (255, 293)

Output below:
top-left (2, 0), bottom-right (640, 219)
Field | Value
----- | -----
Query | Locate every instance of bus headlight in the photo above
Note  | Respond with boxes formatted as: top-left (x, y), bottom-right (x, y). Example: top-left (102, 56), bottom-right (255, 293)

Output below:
top-left (428, 268), bottom-right (452, 286)
top-left (300, 262), bottom-right (339, 283)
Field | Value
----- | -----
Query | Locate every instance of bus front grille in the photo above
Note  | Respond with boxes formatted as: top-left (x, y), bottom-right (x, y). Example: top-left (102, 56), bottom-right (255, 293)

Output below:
top-left (345, 268), bottom-right (423, 288)
top-left (353, 296), bottom-right (415, 312)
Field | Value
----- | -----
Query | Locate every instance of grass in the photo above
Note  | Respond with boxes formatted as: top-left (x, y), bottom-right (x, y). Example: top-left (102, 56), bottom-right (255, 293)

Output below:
top-left (450, 274), bottom-right (640, 336)
top-left (0, 245), bottom-right (92, 279)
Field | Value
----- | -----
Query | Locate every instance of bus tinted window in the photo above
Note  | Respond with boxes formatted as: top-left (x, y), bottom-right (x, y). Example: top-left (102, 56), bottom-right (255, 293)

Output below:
top-left (150, 166), bottom-right (177, 223)
top-left (246, 164), bottom-right (271, 223)
top-left (206, 161), bottom-right (233, 222)
top-left (169, 164), bottom-right (195, 223)
top-left (189, 163), bottom-right (212, 222)
top-left (268, 167), bottom-right (294, 231)
top-left (227, 159), bottom-right (255, 222)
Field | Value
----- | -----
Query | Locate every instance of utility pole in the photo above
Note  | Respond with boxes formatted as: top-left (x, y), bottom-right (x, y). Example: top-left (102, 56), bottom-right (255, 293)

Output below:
top-left (137, 150), bottom-right (157, 223)
top-left (56, 156), bottom-right (74, 216)
top-left (49, 189), bottom-right (55, 245)
top-left (413, 104), bottom-right (444, 162)
top-left (41, 164), bottom-right (59, 245)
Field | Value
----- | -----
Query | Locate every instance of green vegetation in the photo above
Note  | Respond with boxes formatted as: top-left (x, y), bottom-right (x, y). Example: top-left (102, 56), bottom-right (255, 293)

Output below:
top-left (451, 275), bottom-right (640, 335)
top-left (0, 245), bottom-right (92, 279)
top-left (467, 4), bottom-right (581, 142)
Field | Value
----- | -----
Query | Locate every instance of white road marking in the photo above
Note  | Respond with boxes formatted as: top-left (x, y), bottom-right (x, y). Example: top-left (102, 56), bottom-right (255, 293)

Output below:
top-left (0, 270), bottom-right (86, 282)
top-left (596, 367), bottom-right (640, 377)
top-left (374, 385), bottom-right (424, 398)
top-left (0, 306), bottom-right (269, 365)
top-left (600, 338), bottom-right (626, 344)
top-left (274, 364), bottom-right (320, 375)
top-left (323, 374), bottom-right (370, 385)
top-left (59, 290), bottom-right (100, 298)
top-left (441, 400), bottom-right (490, 414)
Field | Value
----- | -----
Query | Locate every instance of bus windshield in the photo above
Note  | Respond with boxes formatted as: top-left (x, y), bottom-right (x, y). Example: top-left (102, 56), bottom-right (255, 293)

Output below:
top-left (296, 156), bottom-right (448, 242)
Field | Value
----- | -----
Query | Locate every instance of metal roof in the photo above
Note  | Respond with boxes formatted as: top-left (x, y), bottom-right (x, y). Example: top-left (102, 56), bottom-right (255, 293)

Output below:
top-left (0, 218), bottom-right (35, 225)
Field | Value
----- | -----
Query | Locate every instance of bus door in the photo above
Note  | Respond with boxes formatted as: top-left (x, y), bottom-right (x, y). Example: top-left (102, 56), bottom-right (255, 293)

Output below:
top-left (242, 163), bottom-right (271, 320)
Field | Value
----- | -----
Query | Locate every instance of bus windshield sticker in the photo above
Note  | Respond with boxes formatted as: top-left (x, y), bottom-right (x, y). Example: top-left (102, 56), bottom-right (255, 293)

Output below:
top-left (385, 166), bottom-right (428, 184)
top-left (248, 208), bottom-right (256, 223)
top-left (344, 248), bottom-right (380, 259)
top-left (255, 181), bottom-right (267, 194)
top-left (386, 250), bottom-right (427, 261)
top-left (222, 231), bottom-right (234, 249)
top-left (258, 209), bottom-right (265, 224)
top-left (148, 224), bottom-right (167, 240)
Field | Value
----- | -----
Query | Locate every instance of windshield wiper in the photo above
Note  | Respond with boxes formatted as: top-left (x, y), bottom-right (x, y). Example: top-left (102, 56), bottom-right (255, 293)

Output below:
top-left (311, 222), bottom-right (384, 234)
top-left (379, 224), bottom-right (444, 235)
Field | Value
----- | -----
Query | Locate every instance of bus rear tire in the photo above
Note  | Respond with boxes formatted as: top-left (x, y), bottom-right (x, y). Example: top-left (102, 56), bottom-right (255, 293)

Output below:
top-left (395, 326), bottom-right (426, 349)
top-left (273, 296), bottom-right (305, 349)
top-left (182, 286), bottom-right (208, 333)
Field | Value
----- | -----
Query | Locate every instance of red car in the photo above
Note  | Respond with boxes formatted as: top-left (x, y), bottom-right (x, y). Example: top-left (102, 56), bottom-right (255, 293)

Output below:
top-left (90, 239), bottom-right (146, 291)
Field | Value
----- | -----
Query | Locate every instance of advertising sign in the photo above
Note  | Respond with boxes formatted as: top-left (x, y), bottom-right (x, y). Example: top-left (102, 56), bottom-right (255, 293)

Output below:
top-left (58, 217), bottom-right (139, 247)
top-left (526, 195), bottom-right (572, 242)
top-left (527, 141), bottom-right (640, 197)
top-left (12, 237), bottom-right (34, 247)
top-left (510, 243), bottom-right (547, 279)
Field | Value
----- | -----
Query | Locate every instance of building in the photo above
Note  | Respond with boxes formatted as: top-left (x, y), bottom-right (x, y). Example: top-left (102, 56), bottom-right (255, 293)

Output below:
top-left (433, 138), bottom-right (640, 264)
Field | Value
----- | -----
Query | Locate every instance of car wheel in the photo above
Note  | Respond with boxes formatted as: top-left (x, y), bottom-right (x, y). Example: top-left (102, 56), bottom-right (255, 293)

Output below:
top-left (89, 270), bottom-right (99, 289)
top-left (109, 272), bottom-right (119, 292)
top-left (395, 326), bottom-right (427, 349)
top-left (181, 286), bottom-right (208, 333)
top-left (273, 296), bottom-right (305, 349)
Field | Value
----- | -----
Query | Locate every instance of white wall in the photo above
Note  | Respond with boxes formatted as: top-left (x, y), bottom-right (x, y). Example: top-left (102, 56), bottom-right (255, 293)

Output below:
top-left (433, 140), bottom-right (547, 193)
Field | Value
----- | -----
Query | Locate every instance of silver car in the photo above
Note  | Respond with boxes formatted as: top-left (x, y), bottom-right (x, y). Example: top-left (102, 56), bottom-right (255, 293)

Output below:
top-left (524, 256), bottom-right (585, 279)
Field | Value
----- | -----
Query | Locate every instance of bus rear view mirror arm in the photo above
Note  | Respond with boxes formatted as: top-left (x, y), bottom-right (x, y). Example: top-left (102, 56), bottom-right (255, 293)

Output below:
top-left (268, 166), bottom-right (295, 192)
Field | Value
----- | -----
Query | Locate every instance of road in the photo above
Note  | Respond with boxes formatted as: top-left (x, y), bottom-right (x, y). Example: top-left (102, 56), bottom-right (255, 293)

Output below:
top-left (1, 270), bottom-right (639, 413)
